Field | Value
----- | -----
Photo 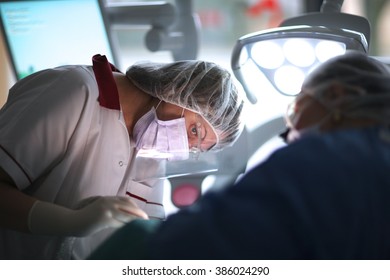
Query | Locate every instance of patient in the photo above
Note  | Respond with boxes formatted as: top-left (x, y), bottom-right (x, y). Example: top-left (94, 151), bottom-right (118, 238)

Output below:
top-left (89, 51), bottom-right (390, 259)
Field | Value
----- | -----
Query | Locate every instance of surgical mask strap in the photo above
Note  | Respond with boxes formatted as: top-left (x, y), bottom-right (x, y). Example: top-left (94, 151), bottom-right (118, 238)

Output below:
top-left (155, 100), bottom-right (163, 110)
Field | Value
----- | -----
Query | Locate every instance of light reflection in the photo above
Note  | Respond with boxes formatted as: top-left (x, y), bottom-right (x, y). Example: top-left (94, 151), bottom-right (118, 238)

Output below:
top-left (240, 58), bottom-right (267, 96)
top-left (315, 40), bottom-right (346, 62)
top-left (283, 39), bottom-right (316, 67)
top-left (251, 41), bottom-right (284, 69)
top-left (274, 65), bottom-right (305, 95)
top-left (238, 46), bottom-right (249, 67)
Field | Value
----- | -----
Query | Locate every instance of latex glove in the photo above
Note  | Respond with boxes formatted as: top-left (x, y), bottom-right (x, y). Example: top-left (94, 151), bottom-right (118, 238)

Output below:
top-left (28, 196), bottom-right (148, 237)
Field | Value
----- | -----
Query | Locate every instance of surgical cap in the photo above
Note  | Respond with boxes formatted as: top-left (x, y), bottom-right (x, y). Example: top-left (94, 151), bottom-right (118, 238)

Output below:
top-left (302, 51), bottom-right (390, 124)
top-left (126, 60), bottom-right (244, 151)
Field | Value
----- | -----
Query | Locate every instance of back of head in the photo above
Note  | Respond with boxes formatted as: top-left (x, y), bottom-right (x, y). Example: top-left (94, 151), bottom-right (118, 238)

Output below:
top-left (302, 51), bottom-right (390, 124)
top-left (126, 60), bottom-right (245, 151)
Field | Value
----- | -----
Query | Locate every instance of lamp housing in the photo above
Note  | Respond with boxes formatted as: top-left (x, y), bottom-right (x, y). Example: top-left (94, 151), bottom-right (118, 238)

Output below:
top-left (231, 8), bottom-right (370, 103)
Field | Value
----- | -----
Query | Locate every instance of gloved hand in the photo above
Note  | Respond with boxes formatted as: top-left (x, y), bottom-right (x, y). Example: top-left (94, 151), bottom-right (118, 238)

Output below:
top-left (28, 196), bottom-right (148, 237)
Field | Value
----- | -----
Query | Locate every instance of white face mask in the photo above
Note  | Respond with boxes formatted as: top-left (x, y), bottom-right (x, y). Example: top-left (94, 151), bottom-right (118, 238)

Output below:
top-left (133, 107), bottom-right (189, 161)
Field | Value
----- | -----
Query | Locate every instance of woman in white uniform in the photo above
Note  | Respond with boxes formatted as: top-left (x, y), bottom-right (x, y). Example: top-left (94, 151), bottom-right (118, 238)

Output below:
top-left (0, 54), bottom-right (244, 259)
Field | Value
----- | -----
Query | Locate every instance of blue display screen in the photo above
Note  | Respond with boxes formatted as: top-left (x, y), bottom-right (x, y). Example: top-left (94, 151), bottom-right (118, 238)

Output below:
top-left (0, 0), bottom-right (115, 79)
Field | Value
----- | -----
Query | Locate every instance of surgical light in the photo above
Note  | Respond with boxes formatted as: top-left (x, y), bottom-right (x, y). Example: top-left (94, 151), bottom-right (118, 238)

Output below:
top-left (231, 0), bottom-right (370, 103)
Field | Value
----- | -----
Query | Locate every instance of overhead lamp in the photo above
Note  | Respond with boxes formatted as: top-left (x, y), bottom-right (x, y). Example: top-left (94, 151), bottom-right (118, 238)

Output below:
top-left (231, 0), bottom-right (370, 103)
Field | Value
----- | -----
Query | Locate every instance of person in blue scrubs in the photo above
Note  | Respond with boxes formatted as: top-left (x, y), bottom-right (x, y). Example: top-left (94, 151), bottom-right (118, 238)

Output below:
top-left (89, 51), bottom-right (390, 260)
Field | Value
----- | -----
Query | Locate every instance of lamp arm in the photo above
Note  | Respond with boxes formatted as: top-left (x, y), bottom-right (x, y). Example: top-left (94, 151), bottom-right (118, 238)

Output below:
top-left (280, 12), bottom-right (370, 49)
top-left (105, 2), bottom-right (175, 28)
top-left (105, 0), bottom-right (199, 61)
top-left (320, 0), bottom-right (344, 13)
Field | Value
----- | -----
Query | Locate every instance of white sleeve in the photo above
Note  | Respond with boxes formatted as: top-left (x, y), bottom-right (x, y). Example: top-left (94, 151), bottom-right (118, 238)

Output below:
top-left (0, 66), bottom-right (95, 189)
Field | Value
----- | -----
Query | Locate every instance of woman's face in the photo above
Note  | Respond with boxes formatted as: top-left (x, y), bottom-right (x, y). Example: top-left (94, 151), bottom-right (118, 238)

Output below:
top-left (156, 102), bottom-right (218, 152)
top-left (183, 110), bottom-right (218, 152)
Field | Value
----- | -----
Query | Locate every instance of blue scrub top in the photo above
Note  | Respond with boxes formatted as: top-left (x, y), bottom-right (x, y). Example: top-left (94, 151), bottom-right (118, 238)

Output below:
top-left (90, 126), bottom-right (390, 259)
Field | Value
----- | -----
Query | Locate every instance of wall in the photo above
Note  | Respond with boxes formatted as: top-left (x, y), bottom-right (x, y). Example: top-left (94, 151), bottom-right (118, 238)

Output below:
top-left (0, 29), bottom-right (15, 108)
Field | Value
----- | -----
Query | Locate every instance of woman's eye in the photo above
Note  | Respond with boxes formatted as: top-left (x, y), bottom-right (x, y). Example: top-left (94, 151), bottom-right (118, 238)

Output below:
top-left (191, 126), bottom-right (197, 135)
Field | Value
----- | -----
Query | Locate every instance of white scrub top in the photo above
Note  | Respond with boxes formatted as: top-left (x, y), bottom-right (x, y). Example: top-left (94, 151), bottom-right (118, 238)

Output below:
top-left (0, 55), bottom-right (165, 259)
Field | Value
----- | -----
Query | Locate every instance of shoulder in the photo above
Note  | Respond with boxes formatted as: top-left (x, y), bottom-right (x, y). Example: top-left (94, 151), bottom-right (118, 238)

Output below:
top-left (270, 127), bottom-right (379, 163)
top-left (241, 127), bottom-right (383, 188)
top-left (1, 66), bottom-right (100, 134)
top-left (10, 65), bottom-right (96, 96)
top-left (6, 66), bottom-right (97, 109)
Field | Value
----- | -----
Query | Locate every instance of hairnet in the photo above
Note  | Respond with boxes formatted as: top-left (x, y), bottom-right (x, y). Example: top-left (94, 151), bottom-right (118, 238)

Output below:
top-left (126, 60), bottom-right (244, 151)
top-left (302, 51), bottom-right (390, 124)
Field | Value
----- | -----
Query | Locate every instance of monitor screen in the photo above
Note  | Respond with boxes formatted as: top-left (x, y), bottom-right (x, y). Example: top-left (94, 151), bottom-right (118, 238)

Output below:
top-left (0, 0), bottom-right (117, 80)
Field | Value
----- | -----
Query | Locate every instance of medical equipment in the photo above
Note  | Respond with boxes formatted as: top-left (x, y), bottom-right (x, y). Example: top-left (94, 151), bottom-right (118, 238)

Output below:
top-left (200, 0), bottom-right (374, 206)
top-left (0, 0), bottom-right (117, 80)
top-left (231, 0), bottom-right (370, 102)
top-left (105, 0), bottom-right (199, 61)
top-left (0, 0), bottom-right (200, 81)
